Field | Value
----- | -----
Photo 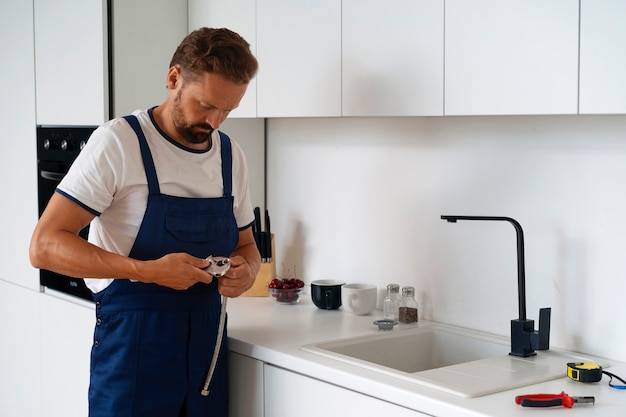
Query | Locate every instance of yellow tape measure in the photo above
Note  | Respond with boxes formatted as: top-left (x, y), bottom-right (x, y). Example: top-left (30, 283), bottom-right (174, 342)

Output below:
top-left (567, 362), bottom-right (603, 383)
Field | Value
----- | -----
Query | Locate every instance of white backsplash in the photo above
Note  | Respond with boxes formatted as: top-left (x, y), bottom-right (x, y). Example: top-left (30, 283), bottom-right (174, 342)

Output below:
top-left (266, 115), bottom-right (626, 363)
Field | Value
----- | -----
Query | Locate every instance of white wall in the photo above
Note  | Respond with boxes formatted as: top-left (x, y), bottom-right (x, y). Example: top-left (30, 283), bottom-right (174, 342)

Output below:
top-left (220, 118), bottom-right (266, 213)
top-left (266, 115), bottom-right (626, 363)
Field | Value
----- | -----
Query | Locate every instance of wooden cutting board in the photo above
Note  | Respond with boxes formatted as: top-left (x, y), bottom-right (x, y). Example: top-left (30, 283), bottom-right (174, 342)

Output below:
top-left (241, 236), bottom-right (275, 297)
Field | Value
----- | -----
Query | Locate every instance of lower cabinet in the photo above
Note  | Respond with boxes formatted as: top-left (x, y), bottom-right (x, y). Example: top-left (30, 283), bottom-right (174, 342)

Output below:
top-left (0, 281), bottom-right (42, 417)
top-left (228, 351), bottom-right (264, 417)
top-left (40, 293), bottom-right (94, 417)
top-left (0, 282), bottom-right (95, 417)
top-left (228, 353), bottom-right (427, 417)
top-left (263, 363), bottom-right (427, 417)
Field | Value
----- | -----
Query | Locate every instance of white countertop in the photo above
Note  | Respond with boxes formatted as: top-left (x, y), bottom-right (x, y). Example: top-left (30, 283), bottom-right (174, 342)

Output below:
top-left (226, 295), bottom-right (626, 417)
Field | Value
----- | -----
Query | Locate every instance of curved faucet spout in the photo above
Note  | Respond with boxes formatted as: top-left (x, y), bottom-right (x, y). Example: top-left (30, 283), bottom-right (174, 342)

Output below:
top-left (440, 215), bottom-right (526, 320)
top-left (440, 215), bottom-right (551, 357)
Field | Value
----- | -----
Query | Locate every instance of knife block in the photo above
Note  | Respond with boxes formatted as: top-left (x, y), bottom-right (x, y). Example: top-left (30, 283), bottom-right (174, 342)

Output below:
top-left (241, 235), bottom-right (275, 297)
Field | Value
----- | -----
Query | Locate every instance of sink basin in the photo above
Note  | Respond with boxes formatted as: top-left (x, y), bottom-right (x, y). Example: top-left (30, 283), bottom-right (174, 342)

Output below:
top-left (309, 323), bottom-right (510, 373)
top-left (301, 323), bottom-right (607, 397)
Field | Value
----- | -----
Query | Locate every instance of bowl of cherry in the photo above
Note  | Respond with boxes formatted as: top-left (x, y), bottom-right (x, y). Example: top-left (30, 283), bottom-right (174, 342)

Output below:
top-left (268, 278), bottom-right (305, 304)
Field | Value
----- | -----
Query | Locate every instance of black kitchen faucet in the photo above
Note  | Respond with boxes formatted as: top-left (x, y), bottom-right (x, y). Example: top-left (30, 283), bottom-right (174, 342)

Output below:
top-left (441, 215), bottom-right (551, 357)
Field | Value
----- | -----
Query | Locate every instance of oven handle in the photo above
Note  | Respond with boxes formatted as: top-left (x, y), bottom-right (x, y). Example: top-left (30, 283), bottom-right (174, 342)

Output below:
top-left (40, 170), bottom-right (66, 181)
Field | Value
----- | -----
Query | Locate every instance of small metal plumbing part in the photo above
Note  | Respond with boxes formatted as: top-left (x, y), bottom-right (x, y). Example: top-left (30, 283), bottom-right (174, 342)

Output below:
top-left (204, 255), bottom-right (231, 277)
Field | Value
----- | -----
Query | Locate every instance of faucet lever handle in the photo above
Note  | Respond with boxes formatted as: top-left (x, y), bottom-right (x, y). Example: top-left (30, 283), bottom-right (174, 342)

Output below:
top-left (511, 307), bottom-right (552, 357)
top-left (533, 307), bottom-right (551, 351)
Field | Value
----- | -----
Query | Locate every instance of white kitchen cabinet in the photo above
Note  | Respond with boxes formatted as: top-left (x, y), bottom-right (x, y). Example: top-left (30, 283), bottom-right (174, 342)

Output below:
top-left (34, 0), bottom-right (109, 125)
top-left (0, 0), bottom-right (39, 292)
top-left (40, 293), bottom-right (95, 417)
top-left (264, 364), bottom-right (426, 417)
top-left (229, 351), bottom-right (264, 417)
top-left (256, 0), bottom-right (341, 117)
top-left (579, 0), bottom-right (626, 114)
top-left (188, 0), bottom-right (257, 118)
top-left (445, 0), bottom-right (579, 116)
top-left (342, 0), bottom-right (444, 117)
top-left (34, 0), bottom-right (187, 125)
top-left (0, 282), bottom-right (42, 417)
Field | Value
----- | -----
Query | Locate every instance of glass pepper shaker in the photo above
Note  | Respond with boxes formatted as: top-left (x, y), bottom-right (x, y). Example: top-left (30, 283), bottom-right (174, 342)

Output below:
top-left (398, 286), bottom-right (418, 324)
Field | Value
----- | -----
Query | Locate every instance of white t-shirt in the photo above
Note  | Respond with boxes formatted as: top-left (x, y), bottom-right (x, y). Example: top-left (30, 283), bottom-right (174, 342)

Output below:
top-left (57, 108), bottom-right (254, 293)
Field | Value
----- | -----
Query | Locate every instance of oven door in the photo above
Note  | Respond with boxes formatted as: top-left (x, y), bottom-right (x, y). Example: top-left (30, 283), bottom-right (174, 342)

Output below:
top-left (37, 127), bottom-right (95, 302)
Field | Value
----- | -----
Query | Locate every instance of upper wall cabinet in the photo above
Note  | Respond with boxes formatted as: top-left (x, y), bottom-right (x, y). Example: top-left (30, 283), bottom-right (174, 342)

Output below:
top-left (579, 0), bottom-right (626, 114)
top-left (188, 0), bottom-right (257, 118)
top-left (35, 0), bottom-right (187, 126)
top-left (187, 0), bottom-right (626, 117)
top-left (34, 0), bottom-right (108, 125)
top-left (256, 0), bottom-right (342, 118)
top-left (445, 0), bottom-right (579, 116)
top-left (342, 0), bottom-right (444, 117)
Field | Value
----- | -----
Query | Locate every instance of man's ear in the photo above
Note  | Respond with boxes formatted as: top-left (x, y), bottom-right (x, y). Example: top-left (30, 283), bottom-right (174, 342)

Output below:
top-left (166, 65), bottom-right (182, 90)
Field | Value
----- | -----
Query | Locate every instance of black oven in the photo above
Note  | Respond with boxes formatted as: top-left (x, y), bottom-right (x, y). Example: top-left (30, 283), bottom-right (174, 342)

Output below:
top-left (37, 126), bottom-right (98, 302)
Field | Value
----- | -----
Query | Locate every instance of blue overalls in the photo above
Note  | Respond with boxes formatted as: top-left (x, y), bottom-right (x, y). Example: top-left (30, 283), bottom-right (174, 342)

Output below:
top-left (88, 115), bottom-right (238, 417)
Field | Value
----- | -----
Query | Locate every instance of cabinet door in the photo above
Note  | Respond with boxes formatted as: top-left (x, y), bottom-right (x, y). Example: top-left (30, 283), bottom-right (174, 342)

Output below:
top-left (264, 364), bottom-right (426, 417)
top-left (40, 294), bottom-right (94, 417)
top-left (342, 0), bottom-right (444, 116)
top-left (34, 0), bottom-right (108, 125)
top-left (229, 351), bottom-right (264, 417)
top-left (0, 282), bottom-right (42, 417)
top-left (445, 0), bottom-right (579, 116)
top-left (0, 0), bottom-right (40, 291)
top-left (257, 0), bottom-right (341, 117)
top-left (188, 0), bottom-right (257, 118)
top-left (579, 0), bottom-right (626, 114)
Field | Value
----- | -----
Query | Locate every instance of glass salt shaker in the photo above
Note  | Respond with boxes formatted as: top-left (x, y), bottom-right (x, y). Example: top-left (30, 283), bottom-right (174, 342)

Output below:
top-left (383, 284), bottom-right (401, 320)
top-left (398, 286), bottom-right (418, 324)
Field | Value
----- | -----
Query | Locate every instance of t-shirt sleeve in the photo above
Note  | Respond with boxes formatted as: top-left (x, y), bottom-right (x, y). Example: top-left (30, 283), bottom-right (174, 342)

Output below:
top-left (57, 123), bottom-right (127, 215)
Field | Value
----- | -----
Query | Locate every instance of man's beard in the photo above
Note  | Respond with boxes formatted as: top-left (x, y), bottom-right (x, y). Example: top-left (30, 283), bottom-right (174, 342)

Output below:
top-left (172, 89), bottom-right (214, 145)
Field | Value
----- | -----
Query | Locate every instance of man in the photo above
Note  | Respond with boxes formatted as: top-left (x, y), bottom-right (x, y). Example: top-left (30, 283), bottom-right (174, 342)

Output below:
top-left (30, 27), bottom-right (261, 417)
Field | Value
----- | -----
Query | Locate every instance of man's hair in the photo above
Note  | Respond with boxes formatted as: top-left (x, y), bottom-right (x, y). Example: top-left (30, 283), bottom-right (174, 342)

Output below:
top-left (170, 27), bottom-right (258, 85)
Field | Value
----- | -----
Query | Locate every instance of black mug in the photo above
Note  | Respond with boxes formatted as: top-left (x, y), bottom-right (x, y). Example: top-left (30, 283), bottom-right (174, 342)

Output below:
top-left (311, 280), bottom-right (345, 310)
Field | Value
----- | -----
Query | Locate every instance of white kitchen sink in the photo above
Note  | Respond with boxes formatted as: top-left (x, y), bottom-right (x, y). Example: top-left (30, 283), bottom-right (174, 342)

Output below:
top-left (301, 323), bottom-right (607, 397)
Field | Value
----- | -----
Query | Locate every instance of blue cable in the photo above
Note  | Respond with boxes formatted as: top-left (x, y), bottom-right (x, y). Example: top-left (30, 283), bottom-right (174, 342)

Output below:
top-left (604, 371), bottom-right (626, 390)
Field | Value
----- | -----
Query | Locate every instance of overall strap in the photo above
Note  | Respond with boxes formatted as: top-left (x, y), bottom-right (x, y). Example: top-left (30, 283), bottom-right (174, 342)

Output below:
top-left (123, 115), bottom-right (160, 195)
top-left (218, 131), bottom-right (233, 197)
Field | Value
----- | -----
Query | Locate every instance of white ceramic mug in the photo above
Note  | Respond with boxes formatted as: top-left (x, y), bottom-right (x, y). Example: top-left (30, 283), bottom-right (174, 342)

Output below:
top-left (341, 283), bottom-right (377, 315)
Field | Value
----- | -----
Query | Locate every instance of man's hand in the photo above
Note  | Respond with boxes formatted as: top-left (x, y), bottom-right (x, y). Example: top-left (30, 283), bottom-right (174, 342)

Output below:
top-left (141, 253), bottom-right (214, 290)
top-left (216, 255), bottom-right (257, 297)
